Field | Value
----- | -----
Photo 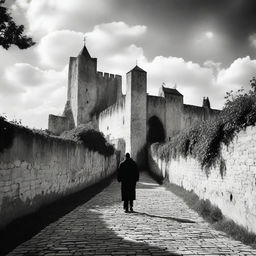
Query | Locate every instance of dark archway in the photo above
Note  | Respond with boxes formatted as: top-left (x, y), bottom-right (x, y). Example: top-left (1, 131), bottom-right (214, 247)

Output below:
top-left (147, 116), bottom-right (165, 144)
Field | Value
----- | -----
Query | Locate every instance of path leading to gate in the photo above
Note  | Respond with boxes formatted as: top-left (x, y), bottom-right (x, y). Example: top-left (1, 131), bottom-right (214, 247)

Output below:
top-left (7, 172), bottom-right (256, 256)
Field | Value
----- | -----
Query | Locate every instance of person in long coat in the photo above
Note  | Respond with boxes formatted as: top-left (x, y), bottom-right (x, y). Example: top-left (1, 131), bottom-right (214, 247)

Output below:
top-left (117, 153), bottom-right (139, 213)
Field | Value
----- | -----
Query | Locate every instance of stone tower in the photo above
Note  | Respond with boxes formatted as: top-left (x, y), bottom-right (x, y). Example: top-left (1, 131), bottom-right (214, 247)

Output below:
top-left (159, 85), bottom-right (184, 138)
top-left (68, 46), bottom-right (98, 126)
top-left (48, 45), bottom-right (122, 135)
top-left (125, 65), bottom-right (147, 168)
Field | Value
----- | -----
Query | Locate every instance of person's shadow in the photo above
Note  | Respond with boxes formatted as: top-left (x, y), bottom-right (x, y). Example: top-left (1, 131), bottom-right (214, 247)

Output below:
top-left (131, 211), bottom-right (196, 223)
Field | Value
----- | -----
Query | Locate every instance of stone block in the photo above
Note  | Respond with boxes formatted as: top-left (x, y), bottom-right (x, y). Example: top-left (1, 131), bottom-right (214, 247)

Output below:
top-left (21, 161), bottom-right (28, 169)
top-left (14, 160), bottom-right (21, 167)
top-left (7, 163), bottom-right (14, 169)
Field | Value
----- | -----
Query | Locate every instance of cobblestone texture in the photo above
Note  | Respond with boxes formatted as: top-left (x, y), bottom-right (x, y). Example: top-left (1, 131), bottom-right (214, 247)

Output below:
top-left (7, 173), bottom-right (256, 256)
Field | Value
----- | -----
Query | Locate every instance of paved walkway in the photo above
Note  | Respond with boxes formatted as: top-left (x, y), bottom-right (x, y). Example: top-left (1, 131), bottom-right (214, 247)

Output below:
top-left (7, 173), bottom-right (256, 256)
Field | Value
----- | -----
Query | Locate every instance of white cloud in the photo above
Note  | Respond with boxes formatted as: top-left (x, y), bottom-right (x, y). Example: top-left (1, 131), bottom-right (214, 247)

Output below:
top-left (217, 56), bottom-right (256, 91)
top-left (36, 22), bottom-right (147, 69)
top-left (37, 30), bottom-right (84, 69)
top-left (0, 64), bottom-right (67, 128)
top-left (205, 31), bottom-right (214, 39)
top-left (141, 56), bottom-right (218, 107)
top-left (13, 0), bottom-right (110, 37)
top-left (203, 60), bottom-right (221, 77)
top-left (143, 56), bottom-right (256, 109)
top-left (85, 22), bottom-right (147, 60)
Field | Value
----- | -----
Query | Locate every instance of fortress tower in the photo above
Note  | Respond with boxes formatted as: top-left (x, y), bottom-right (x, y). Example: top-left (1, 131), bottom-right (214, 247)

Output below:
top-left (125, 66), bottom-right (147, 167)
top-left (68, 46), bottom-right (97, 126)
top-left (48, 45), bottom-right (122, 135)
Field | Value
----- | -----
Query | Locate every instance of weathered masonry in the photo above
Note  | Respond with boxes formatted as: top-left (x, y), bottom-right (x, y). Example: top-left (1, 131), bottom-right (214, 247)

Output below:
top-left (149, 125), bottom-right (256, 234)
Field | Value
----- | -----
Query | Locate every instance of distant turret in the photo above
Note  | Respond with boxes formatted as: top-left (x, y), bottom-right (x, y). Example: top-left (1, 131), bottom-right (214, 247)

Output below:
top-left (158, 84), bottom-right (183, 98)
top-left (78, 45), bottom-right (92, 58)
top-left (202, 97), bottom-right (211, 108)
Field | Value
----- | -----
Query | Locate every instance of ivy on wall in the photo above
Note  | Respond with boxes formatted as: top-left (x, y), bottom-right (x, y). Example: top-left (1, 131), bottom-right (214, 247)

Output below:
top-left (153, 77), bottom-right (256, 172)
top-left (60, 125), bottom-right (115, 156)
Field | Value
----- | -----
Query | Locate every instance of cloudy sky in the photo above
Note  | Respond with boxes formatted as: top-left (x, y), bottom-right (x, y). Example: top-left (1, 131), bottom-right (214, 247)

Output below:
top-left (1, 0), bottom-right (256, 129)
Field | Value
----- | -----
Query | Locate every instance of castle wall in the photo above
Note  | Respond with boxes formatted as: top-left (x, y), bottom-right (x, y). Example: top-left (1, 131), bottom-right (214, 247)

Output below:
top-left (0, 124), bottom-right (118, 229)
top-left (98, 97), bottom-right (126, 156)
top-left (48, 114), bottom-right (72, 135)
top-left (95, 72), bottom-right (122, 115)
top-left (147, 95), bottom-right (166, 130)
top-left (165, 95), bottom-right (184, 139)
top-left (182, 104), bottom-right (207, 129)
top-left (182, 104), bottom-right (220, 129)
top-left (148, 125), bottom-right (256, 234)
top-left (68, 57), bottom-right (79, 126)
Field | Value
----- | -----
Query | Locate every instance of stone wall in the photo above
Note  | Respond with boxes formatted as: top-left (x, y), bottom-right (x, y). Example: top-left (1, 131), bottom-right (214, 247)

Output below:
top-left (165, 94), bottom-right (184, 139)
top-left (98, 96), bottom-right (126, 156)
top-left (182, 104), bottom-right (219, 129)
top-left (48, 114), bottom-right (72, 136)
top-left (148, 125), bottom-right (256, 234)
top-left (95, 72), bottom-right (122, 115)
top-left (182, 104), bottom-right (207, 129)
top-left (0, 126), bottom-right (118, 229)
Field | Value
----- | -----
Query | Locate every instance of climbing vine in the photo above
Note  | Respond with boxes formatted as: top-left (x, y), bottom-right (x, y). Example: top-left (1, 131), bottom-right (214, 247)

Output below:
top-left (153, 77), bottom-right (256, 172)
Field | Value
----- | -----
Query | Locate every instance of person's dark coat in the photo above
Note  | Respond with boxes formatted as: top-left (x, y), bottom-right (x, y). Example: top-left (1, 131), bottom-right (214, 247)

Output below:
top-left (117, 158), bottom-right (139, 201)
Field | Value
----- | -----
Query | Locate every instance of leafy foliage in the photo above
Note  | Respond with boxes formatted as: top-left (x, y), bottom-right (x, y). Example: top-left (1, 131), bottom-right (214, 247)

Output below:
top-left (0, 0), bottom-right (35, 49)
top-left (61, 125), bottom-right (115, 156)
top-left (78, 129), bottom-right (115, 156)
top-left (0, 116), bottom-right (14, 152)
top-left (0, 117), bottom-right (115, 157)
top-left (154, 77), bottom-right (256, 171)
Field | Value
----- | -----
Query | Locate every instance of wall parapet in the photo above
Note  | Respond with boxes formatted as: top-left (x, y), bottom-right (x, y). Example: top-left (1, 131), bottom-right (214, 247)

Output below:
top-left (97, 71), bottom-right (122, 80)
top-left (148, 125), bottom-right (256, 234)
top-left (48, 114), bottom-right (73, 136)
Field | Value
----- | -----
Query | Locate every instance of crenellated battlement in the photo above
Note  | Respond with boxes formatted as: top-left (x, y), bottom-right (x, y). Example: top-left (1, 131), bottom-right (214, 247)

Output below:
top-left (97, 71), bottom-right (122, 80)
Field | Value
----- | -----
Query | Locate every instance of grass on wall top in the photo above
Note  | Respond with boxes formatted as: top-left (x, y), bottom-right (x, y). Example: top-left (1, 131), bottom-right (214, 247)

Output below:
top-left (0, 117), bottom-right (115, 157)
top-left (153, 77), bottom-right (256, 172)
top-left (61, 125), bottom-right (115, 156)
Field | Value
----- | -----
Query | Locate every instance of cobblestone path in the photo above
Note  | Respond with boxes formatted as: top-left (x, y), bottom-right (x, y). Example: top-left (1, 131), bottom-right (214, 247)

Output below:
top-left (7, 173), bottom-right (256, 256)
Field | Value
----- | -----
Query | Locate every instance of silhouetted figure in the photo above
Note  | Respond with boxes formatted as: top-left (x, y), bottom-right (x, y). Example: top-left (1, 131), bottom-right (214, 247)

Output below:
top-left (117, 153), bottom-right (139, 213)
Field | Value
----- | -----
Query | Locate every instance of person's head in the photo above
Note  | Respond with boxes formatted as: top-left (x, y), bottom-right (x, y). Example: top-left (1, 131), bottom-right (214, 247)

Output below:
top-left (125, 153), bottom-right (130, 159)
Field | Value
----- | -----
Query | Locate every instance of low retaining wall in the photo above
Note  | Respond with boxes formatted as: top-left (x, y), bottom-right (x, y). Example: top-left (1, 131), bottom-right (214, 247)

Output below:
top-left (149, 125), bottom-right (256, 234)
top-left (0, 127), bottom-right (118, 229)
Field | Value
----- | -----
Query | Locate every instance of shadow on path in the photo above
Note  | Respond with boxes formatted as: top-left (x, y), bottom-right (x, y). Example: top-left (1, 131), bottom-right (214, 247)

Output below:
top-left (1, 173), bottom-right (184, 256)
top-left (0, 175), bottom-right (114, 256)
top-left (132, 211), bottom-right (196, 223)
